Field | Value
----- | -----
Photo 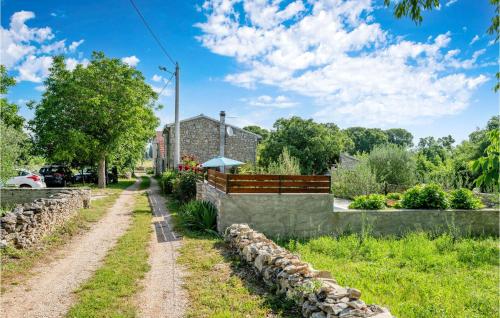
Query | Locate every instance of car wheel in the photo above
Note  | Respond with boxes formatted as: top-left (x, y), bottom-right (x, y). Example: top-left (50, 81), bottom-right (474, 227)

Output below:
top-left (20, 184), bottom-right (32, 188)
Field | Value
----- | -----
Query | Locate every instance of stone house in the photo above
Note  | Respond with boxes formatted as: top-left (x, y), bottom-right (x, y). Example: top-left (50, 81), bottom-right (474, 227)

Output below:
top-left (152, 131), bottom-right (166, 175)
top-left (161, 111), bottom-right (261, 170)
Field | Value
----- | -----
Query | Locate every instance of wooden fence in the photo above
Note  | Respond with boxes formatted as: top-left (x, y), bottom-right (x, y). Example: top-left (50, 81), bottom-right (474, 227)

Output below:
top-left (207, 169), bottom-right (331, 194)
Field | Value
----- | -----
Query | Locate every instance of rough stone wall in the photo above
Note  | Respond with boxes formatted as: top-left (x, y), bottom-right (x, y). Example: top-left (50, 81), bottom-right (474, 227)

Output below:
top-left (165, 117), bottom-right (259, 167)
top-left (225, 224), bottom-right (393, 318)
top-left (0, 189), bottom-right (91, 248)
top-left (1, 187), bottom-right (91, 207)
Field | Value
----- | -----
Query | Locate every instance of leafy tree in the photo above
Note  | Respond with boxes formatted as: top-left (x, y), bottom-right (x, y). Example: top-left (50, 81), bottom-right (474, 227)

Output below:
top-left (30, 52), bottom-right (159, 188)
top-left (0, 122), bottom-right (24, 183)
top-left (0, 65), bottom-right (24, 131)
top-left (259, 117), bottom-right (349, 174)
top-left (345, 127), bottom-right (388, 154)
top-left (243, 125), bottom-right (269, 140)
top-left (417, 136), bottom-right (452, 164)
top-left (0, 66), bottom-right (29, 182)
top-left (471, 130), bottom-right (499, 190)
top-left (368, 144), bottom-right (416, 186)
top-left (385, 128), bottom-right (413, 148)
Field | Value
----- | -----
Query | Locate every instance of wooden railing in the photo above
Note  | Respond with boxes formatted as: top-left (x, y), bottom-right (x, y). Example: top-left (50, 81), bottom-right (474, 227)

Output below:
top-left (207, 169), bottom-right (331, 194)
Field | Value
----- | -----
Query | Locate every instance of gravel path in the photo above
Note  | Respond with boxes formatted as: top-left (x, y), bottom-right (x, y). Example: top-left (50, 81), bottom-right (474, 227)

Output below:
top-left (0, 180), bottom-right (139, 318)
top-left (136, 177), bottom-right (187, 318)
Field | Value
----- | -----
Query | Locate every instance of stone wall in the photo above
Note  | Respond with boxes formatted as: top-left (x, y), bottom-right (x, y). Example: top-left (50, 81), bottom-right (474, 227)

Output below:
top-left (198, 183), bottom-right (499, 238)
top-left (1, 187), bottom-right (91, 207)
top-left (225, 224), bottom-right (393, 318)
top-left (0, 189), bottom-right (91, 248)
top-left (164, 116), bottom-right (259, 168)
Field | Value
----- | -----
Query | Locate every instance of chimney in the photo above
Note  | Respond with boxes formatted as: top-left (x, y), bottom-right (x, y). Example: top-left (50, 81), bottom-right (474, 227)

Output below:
top-left (219, 111), bottom-right (226, 157)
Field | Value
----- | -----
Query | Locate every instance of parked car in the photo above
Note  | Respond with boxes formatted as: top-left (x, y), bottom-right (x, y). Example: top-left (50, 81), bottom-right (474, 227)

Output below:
top-left (39, 165), bottom-right (74, 187)
top-left (73, 168), bottom-right (97, 184)
top-left (5, 169), bottom-right (46, 188)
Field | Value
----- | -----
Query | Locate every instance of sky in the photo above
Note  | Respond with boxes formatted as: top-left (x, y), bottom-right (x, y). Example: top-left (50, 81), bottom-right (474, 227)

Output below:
top-left (1, 0), bottom-right (498, 143)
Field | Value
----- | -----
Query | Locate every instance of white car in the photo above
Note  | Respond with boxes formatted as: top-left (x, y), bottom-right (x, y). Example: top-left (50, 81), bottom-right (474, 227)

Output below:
top-left (5, 169), bottom-right (47, 188)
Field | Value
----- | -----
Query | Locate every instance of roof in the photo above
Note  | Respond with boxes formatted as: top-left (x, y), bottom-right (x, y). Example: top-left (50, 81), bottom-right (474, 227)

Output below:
top-left (163, 114), bottom-right (262, 139)
top-left (154, 131), bottom-right (165, 157)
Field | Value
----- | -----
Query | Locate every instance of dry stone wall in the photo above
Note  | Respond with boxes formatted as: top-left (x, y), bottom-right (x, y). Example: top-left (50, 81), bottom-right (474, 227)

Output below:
top-left (1, 189), bottom-right (91, 248)
top-left (225, 224), bottom-right (393, 318)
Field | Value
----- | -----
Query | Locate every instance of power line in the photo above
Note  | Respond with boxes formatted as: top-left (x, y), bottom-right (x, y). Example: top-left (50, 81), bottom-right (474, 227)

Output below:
top-left (157, 73), bottom-right (175, 97)
top-left (128, 0), bottom-right (176, 66)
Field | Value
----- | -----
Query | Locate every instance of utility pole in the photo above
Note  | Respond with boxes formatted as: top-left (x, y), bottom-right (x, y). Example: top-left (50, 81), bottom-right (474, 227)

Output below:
top-left (173, 62), bottom-right (180, 170)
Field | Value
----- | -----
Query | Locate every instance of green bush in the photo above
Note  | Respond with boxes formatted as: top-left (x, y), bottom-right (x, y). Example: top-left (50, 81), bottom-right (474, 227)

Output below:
top-left (349, 194), bottom-right (386, 210)
top-left (159, 170), bottom-right (177, 194)
top-left (386, 192), bottom-right (402, 200)
top-left (368, 144), bottom-right (416, 186)
top-left (401, 183), bottom-right (449, 209)
top-left (173, 171), bottom-right (200, 203)
top-left (332, 158), bottom-right (382, 199)
top-left (449, 188), bottom-right (483, 210)
top-left (177, 200), bottom-right (217, 233)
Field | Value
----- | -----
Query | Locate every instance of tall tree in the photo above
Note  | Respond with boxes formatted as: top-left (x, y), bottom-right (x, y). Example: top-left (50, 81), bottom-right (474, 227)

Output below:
top-left (345, 127), bottom-right (388, 154)
top-left (259, 117), bottom-right (350, 174)
top-left (385, 128), bottom-right (414, 148)
top-left (471, 130), bottom-right (499, 190)
top-left (30, 52), bottom-right (159, 188)
top-left (243, 125), bottom-right (270, 140)
top-left (0, 65), bottom-right (24, 131)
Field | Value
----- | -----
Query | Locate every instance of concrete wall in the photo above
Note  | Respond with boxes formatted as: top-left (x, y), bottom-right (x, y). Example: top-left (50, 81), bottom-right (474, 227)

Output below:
top-left (198, 183), bottom-right (499, 238)
top-left (1, 187), bottom-right (91, 207)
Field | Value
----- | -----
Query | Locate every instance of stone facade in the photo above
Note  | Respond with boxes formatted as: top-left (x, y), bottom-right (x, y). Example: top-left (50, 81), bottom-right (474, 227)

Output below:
top-left (163, 114), bottom-right (260, 169)
top-left (225, 224), bottom-right (393, 318)
top-left (0, 189), bottom-right (91, 248)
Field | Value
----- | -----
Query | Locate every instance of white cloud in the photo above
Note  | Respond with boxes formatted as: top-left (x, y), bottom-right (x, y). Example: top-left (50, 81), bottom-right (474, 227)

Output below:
top-left (1, 11), bottom-right (86, 82)
top-left (152, 74), bottom-right (163, 82)
top-left (244, 95), bottom-right (297, 108)
top-left (446, 0), bottom-right (458, 6)
top-left (151, 84), bottom-right (173, 97)
top-left (488, 39), bottom-right (496, 47)
top-left (196, 0), bottom-right (488, 125)
top-left (40, 39), bottom-right (66, 54)
top-left (65, 57), bottom-right (89, 71)
top-left (16, 55), bottom-right (53, 83)
top-left (122, 55), bottom-right (140, 67)
top-left (69, 39), bottom-right (84, 52)
top-left (469, 34), bottom-right (480, 45)
top-left (35, 85), bottom-right (45, 92)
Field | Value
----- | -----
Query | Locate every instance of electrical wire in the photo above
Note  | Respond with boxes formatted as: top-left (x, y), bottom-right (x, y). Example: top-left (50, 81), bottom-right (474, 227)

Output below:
top-left (157, 73), bottom-right (175, 97)
top-left (128, 0), bottom-right (176, 66)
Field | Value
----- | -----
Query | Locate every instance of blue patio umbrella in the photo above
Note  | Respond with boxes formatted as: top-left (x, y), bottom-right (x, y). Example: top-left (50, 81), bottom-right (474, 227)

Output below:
top-left (201, 156), bottom-right (244, 168)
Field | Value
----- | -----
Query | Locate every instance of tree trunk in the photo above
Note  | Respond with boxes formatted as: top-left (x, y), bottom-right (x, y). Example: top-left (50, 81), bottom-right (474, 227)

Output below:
top-left (98, 154), bottom-right (106, 189)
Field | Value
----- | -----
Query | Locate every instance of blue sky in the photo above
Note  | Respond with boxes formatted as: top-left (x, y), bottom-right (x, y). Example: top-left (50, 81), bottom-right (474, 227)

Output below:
top-left (1, 0), bottom-right (498, 143)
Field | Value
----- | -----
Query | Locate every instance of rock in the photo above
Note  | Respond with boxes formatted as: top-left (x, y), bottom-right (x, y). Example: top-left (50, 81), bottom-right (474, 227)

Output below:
top-left (311, 312), bottom-right (327, 318)
top-left (348, 288), bottom-right (362, 300)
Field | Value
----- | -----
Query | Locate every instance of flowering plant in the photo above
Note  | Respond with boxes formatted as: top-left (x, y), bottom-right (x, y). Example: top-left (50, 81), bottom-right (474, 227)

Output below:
top-left (178, 154), bottom-right (201, 172)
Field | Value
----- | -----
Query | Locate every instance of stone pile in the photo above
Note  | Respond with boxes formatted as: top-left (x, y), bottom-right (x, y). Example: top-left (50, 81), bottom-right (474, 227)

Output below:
top-left (1, 189), bottom-right (91, 248)
top-left (225, 224), bottom-right (393, 318)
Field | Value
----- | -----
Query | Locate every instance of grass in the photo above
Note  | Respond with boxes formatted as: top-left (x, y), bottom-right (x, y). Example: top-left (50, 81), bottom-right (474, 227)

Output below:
top-left (67, 178), bottom-right (152, 317)
top-left (168, 199), bottom-right (298, 318)
top-left (281, 233), bottom-right (499, 318)
top-left (139, 175), bottom-right (151, 190)
top-left (0, 179), bottom-right (136, 291)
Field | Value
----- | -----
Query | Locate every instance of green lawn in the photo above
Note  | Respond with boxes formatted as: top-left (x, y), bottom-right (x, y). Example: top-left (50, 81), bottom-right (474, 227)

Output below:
top-left (281, 233), bottom-right (499, 318)
top-left (1, 179), bottom-right (136, 290)
top-left (67, 177), bottom-right (152, 317)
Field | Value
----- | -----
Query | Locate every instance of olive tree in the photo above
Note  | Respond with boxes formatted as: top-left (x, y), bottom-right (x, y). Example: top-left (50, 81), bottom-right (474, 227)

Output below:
top-left (30, 52), bottom-right (159, 188)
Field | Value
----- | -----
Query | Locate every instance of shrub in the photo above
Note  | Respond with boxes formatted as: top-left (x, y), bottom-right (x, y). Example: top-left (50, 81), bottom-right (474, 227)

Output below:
top-left (173, 171), bottom-right (200, 203)
top-left (177, 200), bottom-right (217, 233)
top-left (386, 192), bottom-right (402, 200)
top-left (332, 158), bottom-right (382, 199)
top-left (449, 188), bottom-right (483, 210)
top-left (401, 183), bottom-right (449, 210)
top-left (349, 194), bottom-right (386, 210)
top-left (266, 148), bottom-right (301, 175)
top-left (159, 170), bottom-right (177, 194)
top-left (368, 144), bottom-right (416, 186)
